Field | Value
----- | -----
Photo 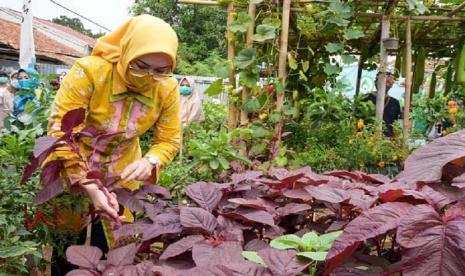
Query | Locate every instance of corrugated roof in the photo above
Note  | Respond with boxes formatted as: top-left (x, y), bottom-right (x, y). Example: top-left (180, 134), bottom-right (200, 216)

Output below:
top-left (36, 18), bottom-right (96, 46)
top-left (0, 18), bottom-right (84, 65)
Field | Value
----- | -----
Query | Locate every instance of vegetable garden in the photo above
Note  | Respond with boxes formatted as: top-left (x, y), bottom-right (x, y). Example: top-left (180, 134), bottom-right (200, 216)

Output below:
top-left (4, 0), bottom-right (465, 275)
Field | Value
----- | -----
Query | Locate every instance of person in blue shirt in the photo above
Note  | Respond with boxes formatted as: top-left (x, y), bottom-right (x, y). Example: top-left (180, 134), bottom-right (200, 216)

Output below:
top-left (13, 68), bottom-right (40, 114)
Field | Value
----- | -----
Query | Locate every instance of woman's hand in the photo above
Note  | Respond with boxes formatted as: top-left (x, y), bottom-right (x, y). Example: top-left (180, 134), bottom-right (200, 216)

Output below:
top-left (120, 158), bottom-right (154, 183)
top-left (80, 182), bottom-right (123, 222)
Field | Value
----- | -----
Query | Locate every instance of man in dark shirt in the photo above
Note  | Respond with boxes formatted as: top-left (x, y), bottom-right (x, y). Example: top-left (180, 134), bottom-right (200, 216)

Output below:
top-left (364, 72), bottom-right (401, 137)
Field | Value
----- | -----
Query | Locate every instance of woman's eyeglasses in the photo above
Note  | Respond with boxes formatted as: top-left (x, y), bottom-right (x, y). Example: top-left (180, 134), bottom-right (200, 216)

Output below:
top-left (128, 65), bottom-right (172, 81)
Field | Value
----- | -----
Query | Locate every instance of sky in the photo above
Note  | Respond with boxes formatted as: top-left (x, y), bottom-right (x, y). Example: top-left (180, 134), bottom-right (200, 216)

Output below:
top-left (2, 0), bottom-right (135, 33)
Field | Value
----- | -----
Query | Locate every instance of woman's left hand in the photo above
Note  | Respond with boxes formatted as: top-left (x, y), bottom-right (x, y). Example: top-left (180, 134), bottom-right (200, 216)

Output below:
top-left (121, 158), bottom-right (154, 182)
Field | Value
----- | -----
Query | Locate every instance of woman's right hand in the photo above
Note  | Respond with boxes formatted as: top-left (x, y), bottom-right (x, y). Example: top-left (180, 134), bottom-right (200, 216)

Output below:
top-left (80, 182), bottom-right (123, 222)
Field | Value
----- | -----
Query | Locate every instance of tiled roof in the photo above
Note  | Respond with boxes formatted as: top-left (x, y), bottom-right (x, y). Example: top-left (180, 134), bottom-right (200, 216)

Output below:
top-left (0, 18), bottom-right (84, 64)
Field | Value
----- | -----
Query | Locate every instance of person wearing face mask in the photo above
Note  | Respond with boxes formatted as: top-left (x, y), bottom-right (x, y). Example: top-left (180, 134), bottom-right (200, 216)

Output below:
top-left (179, 77), bottom-right (204, 127)
top-left (46, 15), bottom-right (180, 275)
top-left (0, 71), bottom-right (14, 128)
top-left (12, 68), bottom-right (40, 114)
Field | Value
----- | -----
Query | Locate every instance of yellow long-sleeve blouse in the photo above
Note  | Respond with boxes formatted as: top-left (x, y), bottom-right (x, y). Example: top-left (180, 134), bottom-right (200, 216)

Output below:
top-left (48, 56), bottom-right (181, 191)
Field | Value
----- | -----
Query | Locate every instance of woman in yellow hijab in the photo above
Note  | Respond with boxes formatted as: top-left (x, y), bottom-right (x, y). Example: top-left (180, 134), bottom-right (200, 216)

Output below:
top-left (47, 15), bottom-right (180, 271)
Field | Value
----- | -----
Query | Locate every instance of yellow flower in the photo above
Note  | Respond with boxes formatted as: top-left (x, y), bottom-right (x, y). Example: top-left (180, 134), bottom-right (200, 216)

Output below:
top-left (259, 113), bottom-right (268, 120)
top-left (448, 100), bottom-right (456, 107)
top-left (378, 160), bottom-right (385, 168)
top-left (449, 107), bottom-right (458, 114)
top-left (356, 131), bottom-right (363, 139)
top-left (349, 139), bottom-right (354, 145)
top-left (357, 119), bottom-right (365, 129)
top-left (392, 155), bottom-right (398, 161)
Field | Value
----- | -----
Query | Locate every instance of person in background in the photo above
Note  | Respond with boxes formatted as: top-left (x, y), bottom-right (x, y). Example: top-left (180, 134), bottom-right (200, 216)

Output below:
top-left (179, 77), bottom-right (204, 127)
top-left (364, 71), bottom-right (402, 137)
top-left (13, 68), bottom-right (40, 114)
top-left (0, 71), bottom-right (14, 128)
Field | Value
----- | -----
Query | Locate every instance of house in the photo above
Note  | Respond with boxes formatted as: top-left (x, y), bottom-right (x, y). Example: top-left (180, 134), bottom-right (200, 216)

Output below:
top-left (0, 7), bottom-right (96, 74)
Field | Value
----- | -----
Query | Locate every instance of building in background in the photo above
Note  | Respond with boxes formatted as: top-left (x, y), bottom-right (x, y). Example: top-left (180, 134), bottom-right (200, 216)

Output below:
top-left (0, 7), bottom-right (95, 74)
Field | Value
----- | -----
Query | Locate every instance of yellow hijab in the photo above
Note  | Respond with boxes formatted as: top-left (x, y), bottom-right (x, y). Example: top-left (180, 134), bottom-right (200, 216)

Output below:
top-left (92, 15), bottom-right (178, 88)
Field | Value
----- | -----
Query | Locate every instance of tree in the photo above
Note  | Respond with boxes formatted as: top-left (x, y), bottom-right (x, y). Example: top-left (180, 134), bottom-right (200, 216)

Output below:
top-left (131, 0), bottom-right (227, 76)
top-left (52, 16), bottom-right (104, 39)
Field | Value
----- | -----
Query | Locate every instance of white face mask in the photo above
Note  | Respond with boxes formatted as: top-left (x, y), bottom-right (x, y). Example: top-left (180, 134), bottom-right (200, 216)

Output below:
top-left (11, 79), bottom-right (20, 90)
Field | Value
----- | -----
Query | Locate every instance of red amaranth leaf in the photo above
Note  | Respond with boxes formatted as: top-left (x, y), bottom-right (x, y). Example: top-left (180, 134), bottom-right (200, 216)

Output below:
top-left (283, 189), bottom-right (312, 201)
top-left (257, 247), bottom-right (308, 276)
top-left (180, 207), bottom-right (218, 234)
top-left (107, 243), bottom-right (140, 266)
top-left (33, 179), bottom-right (63, 205)
top-left (277, 203), bottom-right (312, 217)
top-left (402, 130), bottom-right (465, 184)
top-left (228, 198), bottom-right (270, 211)
top-left (61, 108), bottom-right (86, 132)
top-left (192, 241), bottom-right (244, 267)
top-left (185, 182), bottom-right (222, 212)
top-left (397, 204), bottom-right (465, 275)
top-left (142, 213), bottom-right (183, 241)
top-left (66, 245), bottom-right (102, 269)
top-left (138, 183), bottom-right (172, 200)
top-left (304, 185), bottom-right (350, 204)
top-left (230, 170), bottom-right (263, 184)
top-left (222, 207), bottom-right (275, 227)
top-left (33, 136), bottom-right (57, 158)
top-left (443, 202), bottom-right (465, 222)
top-left (326, 202), bottom-right (416, 273)
top-left (21, 157), bottom-right (39, 185)
top-left (160, 235), bottom-right (205, 261)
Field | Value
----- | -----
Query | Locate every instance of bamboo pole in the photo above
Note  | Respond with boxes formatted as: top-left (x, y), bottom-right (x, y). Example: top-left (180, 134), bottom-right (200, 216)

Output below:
top-left (227, 3), bottom-right (238, 131)
top-left (271, 0), bottom-right (291, 162)
top-left (276, 0), bottom-right (291, 110)
top-left (375, 15), bottom-right (390, 135)
top-left (403, 18), bottom-right (412, 143)
top-left (240, 3), bottom-right (256, 128)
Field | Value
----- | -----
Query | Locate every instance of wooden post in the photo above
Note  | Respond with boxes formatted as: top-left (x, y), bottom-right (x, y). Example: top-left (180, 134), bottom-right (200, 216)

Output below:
top-left (227, 3), bottom-right (238, 131)
top-left (375, 15), bottom-right (390, 134)
top-left (270, 0), bottom-right (291, 162)
top-left (240, 3), bottom-right (256, 128)
top-left (276, 0), bottom-right (291, 110)
top-left (403, 17), bottom-right (412, 143)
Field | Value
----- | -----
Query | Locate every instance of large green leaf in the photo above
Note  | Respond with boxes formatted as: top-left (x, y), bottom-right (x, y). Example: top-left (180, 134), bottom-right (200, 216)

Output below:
top-left (324, 64), bottom-right (341, 75)
top-left (229, 12), bottom-right (251, 33)
top-left (342, 55), bottom-right (357, 64)
top-left (204, 79), bottom-right (224, 96)
top-left (18, 113), bottom-right (33, 125)
top-left (252, 24), bottom-right (276, 42)
top-left (239, 70), bottom-right (259, 88)
top-left (297, 251), bottom-right (328, 261)
top-left (214, 61), bottom-right (232, 79)
top-left (242, 251), bottom-right (267, 267)
top-left (301, 232), bottom-right (319, 251)
top-left (270, 234), bottom-right (302, 250)
top-left (288, 53), bottom-right (298, 70)
top-left (317, 231), bottom-right (342, 251)
top-left (209, 159), bottom-right (219, 170)
top-left (235, 48), bottom-right (256, 69)
top-left (325, 43), bottom-right (343, 53)
top-left (241, 97), bottom-right (261, 113)
top-left (343, 29), bottom-right (365, 40)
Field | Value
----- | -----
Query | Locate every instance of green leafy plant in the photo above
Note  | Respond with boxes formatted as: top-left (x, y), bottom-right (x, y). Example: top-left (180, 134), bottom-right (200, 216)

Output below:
top-left (242, 231), bottom-right (342, 275)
